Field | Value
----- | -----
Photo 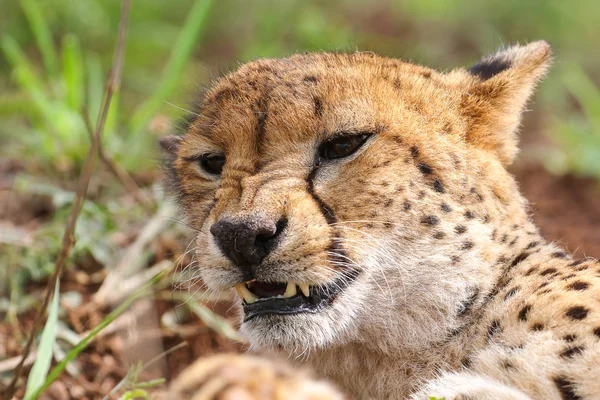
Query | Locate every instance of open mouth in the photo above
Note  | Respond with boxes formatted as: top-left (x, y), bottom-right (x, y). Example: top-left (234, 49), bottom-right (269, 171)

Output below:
top-left (234, 278), bottom-right (349, 322)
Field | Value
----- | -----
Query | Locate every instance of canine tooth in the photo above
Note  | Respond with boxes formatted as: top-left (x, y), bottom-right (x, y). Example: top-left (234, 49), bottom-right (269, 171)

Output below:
top-left (235, 284), bottom-right (258, 304)
top-left (284, 281), bottom-right (297, 298)
top-left (299, 283), bottom-right (310, 297)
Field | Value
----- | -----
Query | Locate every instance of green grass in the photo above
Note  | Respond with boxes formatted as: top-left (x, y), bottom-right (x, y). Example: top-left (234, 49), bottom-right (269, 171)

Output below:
top-left (2, 0), bottom-right (600, 178)
top-left (23, 281), bottom-right (60, 400)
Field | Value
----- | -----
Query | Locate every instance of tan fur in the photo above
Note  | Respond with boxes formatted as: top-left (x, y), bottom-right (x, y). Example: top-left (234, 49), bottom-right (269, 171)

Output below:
top-left (164, 41), bottom-right (600, 399)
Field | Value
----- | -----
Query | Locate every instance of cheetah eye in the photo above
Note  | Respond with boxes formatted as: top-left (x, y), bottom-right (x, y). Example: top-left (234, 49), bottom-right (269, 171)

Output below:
top-left (198, 154), bottom-right (225, 175)
top-left (319, 134), bottom-right (370, 160)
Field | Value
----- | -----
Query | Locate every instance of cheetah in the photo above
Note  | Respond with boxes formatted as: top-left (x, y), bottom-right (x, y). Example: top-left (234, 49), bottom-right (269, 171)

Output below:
top-left (160, 41), bottom-right (600, 399)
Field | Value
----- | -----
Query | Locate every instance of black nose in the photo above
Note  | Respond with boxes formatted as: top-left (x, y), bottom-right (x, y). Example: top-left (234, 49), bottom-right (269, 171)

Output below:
top-left (210, 215), bottom-right (286, 278)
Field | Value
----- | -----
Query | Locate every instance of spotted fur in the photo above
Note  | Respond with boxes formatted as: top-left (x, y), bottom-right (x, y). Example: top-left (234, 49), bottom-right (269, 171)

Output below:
top-left (164, 41), bottom-right (600, 399)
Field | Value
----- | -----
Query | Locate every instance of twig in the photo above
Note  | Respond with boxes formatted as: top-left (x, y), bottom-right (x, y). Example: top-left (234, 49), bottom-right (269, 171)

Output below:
top-left (93, 202), bottom-right (176, 306)
top-left (4, 1), bottom-right (132, 397)
top-left (82, 109), bottom-right (155, 213)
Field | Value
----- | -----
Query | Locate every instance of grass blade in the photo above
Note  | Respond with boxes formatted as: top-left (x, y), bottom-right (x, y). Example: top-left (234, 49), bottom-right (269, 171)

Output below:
top-left (23, 280), bottom-right (60, 400)
top-left (31, 270), bottom-right (167, 398)
top-left (19, 0), bottom-right (59, 78)
top-left (0, 35), bottom-right (53, 120)
top-left (61, 34), bottom-right (85, 111)
top-left (187, 300), bottom-right (246, 343)
top-left (129, 0), bottom-right (214, 134)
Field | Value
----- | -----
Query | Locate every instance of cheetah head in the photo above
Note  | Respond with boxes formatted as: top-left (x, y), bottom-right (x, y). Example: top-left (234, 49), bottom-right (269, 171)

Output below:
top-left (163, 42), bottom-right (551, 355)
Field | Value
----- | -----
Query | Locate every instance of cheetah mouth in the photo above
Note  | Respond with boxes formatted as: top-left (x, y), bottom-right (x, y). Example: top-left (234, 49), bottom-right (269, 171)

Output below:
top-left (235, 271), bottom-right (359, 322)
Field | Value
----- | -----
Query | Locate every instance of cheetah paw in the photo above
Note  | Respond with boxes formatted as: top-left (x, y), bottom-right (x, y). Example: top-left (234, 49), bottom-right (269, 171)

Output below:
top-left (167, 353), bottom-right (344, 400)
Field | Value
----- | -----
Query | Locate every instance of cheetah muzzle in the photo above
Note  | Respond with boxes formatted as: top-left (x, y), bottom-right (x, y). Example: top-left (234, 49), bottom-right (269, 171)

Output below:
top-left (237, 269), bottom-right (359, 321)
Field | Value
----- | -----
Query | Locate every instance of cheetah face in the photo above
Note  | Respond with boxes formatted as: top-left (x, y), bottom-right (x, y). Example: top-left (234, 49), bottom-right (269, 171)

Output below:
top-left (164, 43), bottom-right (551, 354)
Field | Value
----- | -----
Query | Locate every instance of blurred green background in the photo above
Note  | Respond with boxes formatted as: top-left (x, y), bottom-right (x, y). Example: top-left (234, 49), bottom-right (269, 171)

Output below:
top-left (2, 0), bottom-right (600, 178)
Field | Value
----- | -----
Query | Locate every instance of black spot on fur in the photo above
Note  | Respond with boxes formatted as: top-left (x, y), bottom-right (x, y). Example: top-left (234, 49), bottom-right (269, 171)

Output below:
top-left (461, 241), bottom-right (474, 250)
top-left (501, 360), bottom-right (516, 370)
top-left (418, 163), bottom-right (432, 174)
top-left (303, 75), bottom-right (317, 83)
top-left (565, 306), bottom-right (589, 320)
top-left (420, 215), bottom-right (440, 226)
top-left (531, 322), bottom-right (544, 331)
top-left (567, 281), bottom-right (589, 291)
top-left (540, 267), bottom-right (558, 276)
top-left (569, 259), bottom-right (586, 267)
top-left (503, 286), bottom-right (519, 300)
top-left (553, 376), bottom-right (582, 400)
top-left (510, 252), bottom-right (530, 268)
top-left (410, 146), bottom-right (419, 158)
top-left (421, 71), bottom-right (432, 79)
top-left (403, 200), bottom-right (412, 211)
top-left (593, 328), bottom-right (600, 338)
top-left (384, 198), bottom-right (394, 208)
top-left (455, 224), bottom-right (467, 234)
top-left (441, 203), bottom-right (452, 213)
top-left (464, 210), bottom-right (475, 219)
top-left (518, 305), bottom-right (532, 321)
top-left (433, 231), bottom-right (446, 240)
top-left (470, 187), bottom-right (484, 201)
top-left (500, 234), bottom-right (508, 243)
top-left (526, 241), bottom-right (540, 249)
top-left (510, 253), bottom-right (529, 268)
top-left (469, 57), bottom-right (512, 80)
top-left (313, 97), bottom-right (323, 118)
top-left (531, 323), bottom-right (544, 331)
top-left (563, 334), bottom-right (577, 342)
top-left (433, 179), bottom-right (445, 193)
top-left (524, 266), bottom-right (537, 276)
top-left (537, 281), bottom-right (550, 290)
top-left (560, 346), bottom-right (584, 359)
top-left (553, 251), bottom-right (568, 259)
top-left (487, 319), bottom-right (502, 340)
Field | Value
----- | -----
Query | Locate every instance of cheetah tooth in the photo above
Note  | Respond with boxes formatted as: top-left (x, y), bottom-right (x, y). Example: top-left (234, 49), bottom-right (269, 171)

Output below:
top-left (299, 283), bottom-right (310, 297)
top-left (284, 281), bottom-right (297, 298)
top-left (235, 283), bottom-right (258, 304)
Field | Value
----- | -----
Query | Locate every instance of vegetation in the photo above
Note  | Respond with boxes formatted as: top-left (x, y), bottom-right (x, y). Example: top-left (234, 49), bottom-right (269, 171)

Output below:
top-left (1, 0), bottom-right (598, 398)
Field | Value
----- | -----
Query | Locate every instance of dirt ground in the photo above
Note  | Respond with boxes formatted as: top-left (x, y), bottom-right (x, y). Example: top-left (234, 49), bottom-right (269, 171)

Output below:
top-left (1, 158), bottom-right (599, 399)
top-left (512, 162), bottom-right (600, 258)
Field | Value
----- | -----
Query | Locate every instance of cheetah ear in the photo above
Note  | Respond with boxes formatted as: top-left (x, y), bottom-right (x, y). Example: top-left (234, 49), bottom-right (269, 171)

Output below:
top-left (460, 41), bottom-right (552, 165)
top-left (158, 135), bottom-right (182, 157)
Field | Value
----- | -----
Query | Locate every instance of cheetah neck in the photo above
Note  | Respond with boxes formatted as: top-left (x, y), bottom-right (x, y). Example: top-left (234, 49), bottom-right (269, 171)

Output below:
top-left (305, 219), bottom-right (553, 399)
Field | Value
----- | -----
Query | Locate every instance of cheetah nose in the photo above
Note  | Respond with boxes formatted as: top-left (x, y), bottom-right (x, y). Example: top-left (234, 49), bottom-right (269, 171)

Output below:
top-left (210, 215), bottom-right (287, 280)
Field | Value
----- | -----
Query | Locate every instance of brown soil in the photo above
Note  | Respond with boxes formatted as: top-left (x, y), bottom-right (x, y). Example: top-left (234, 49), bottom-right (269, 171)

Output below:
top-left (512, 162), bottom-right (600, 258)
